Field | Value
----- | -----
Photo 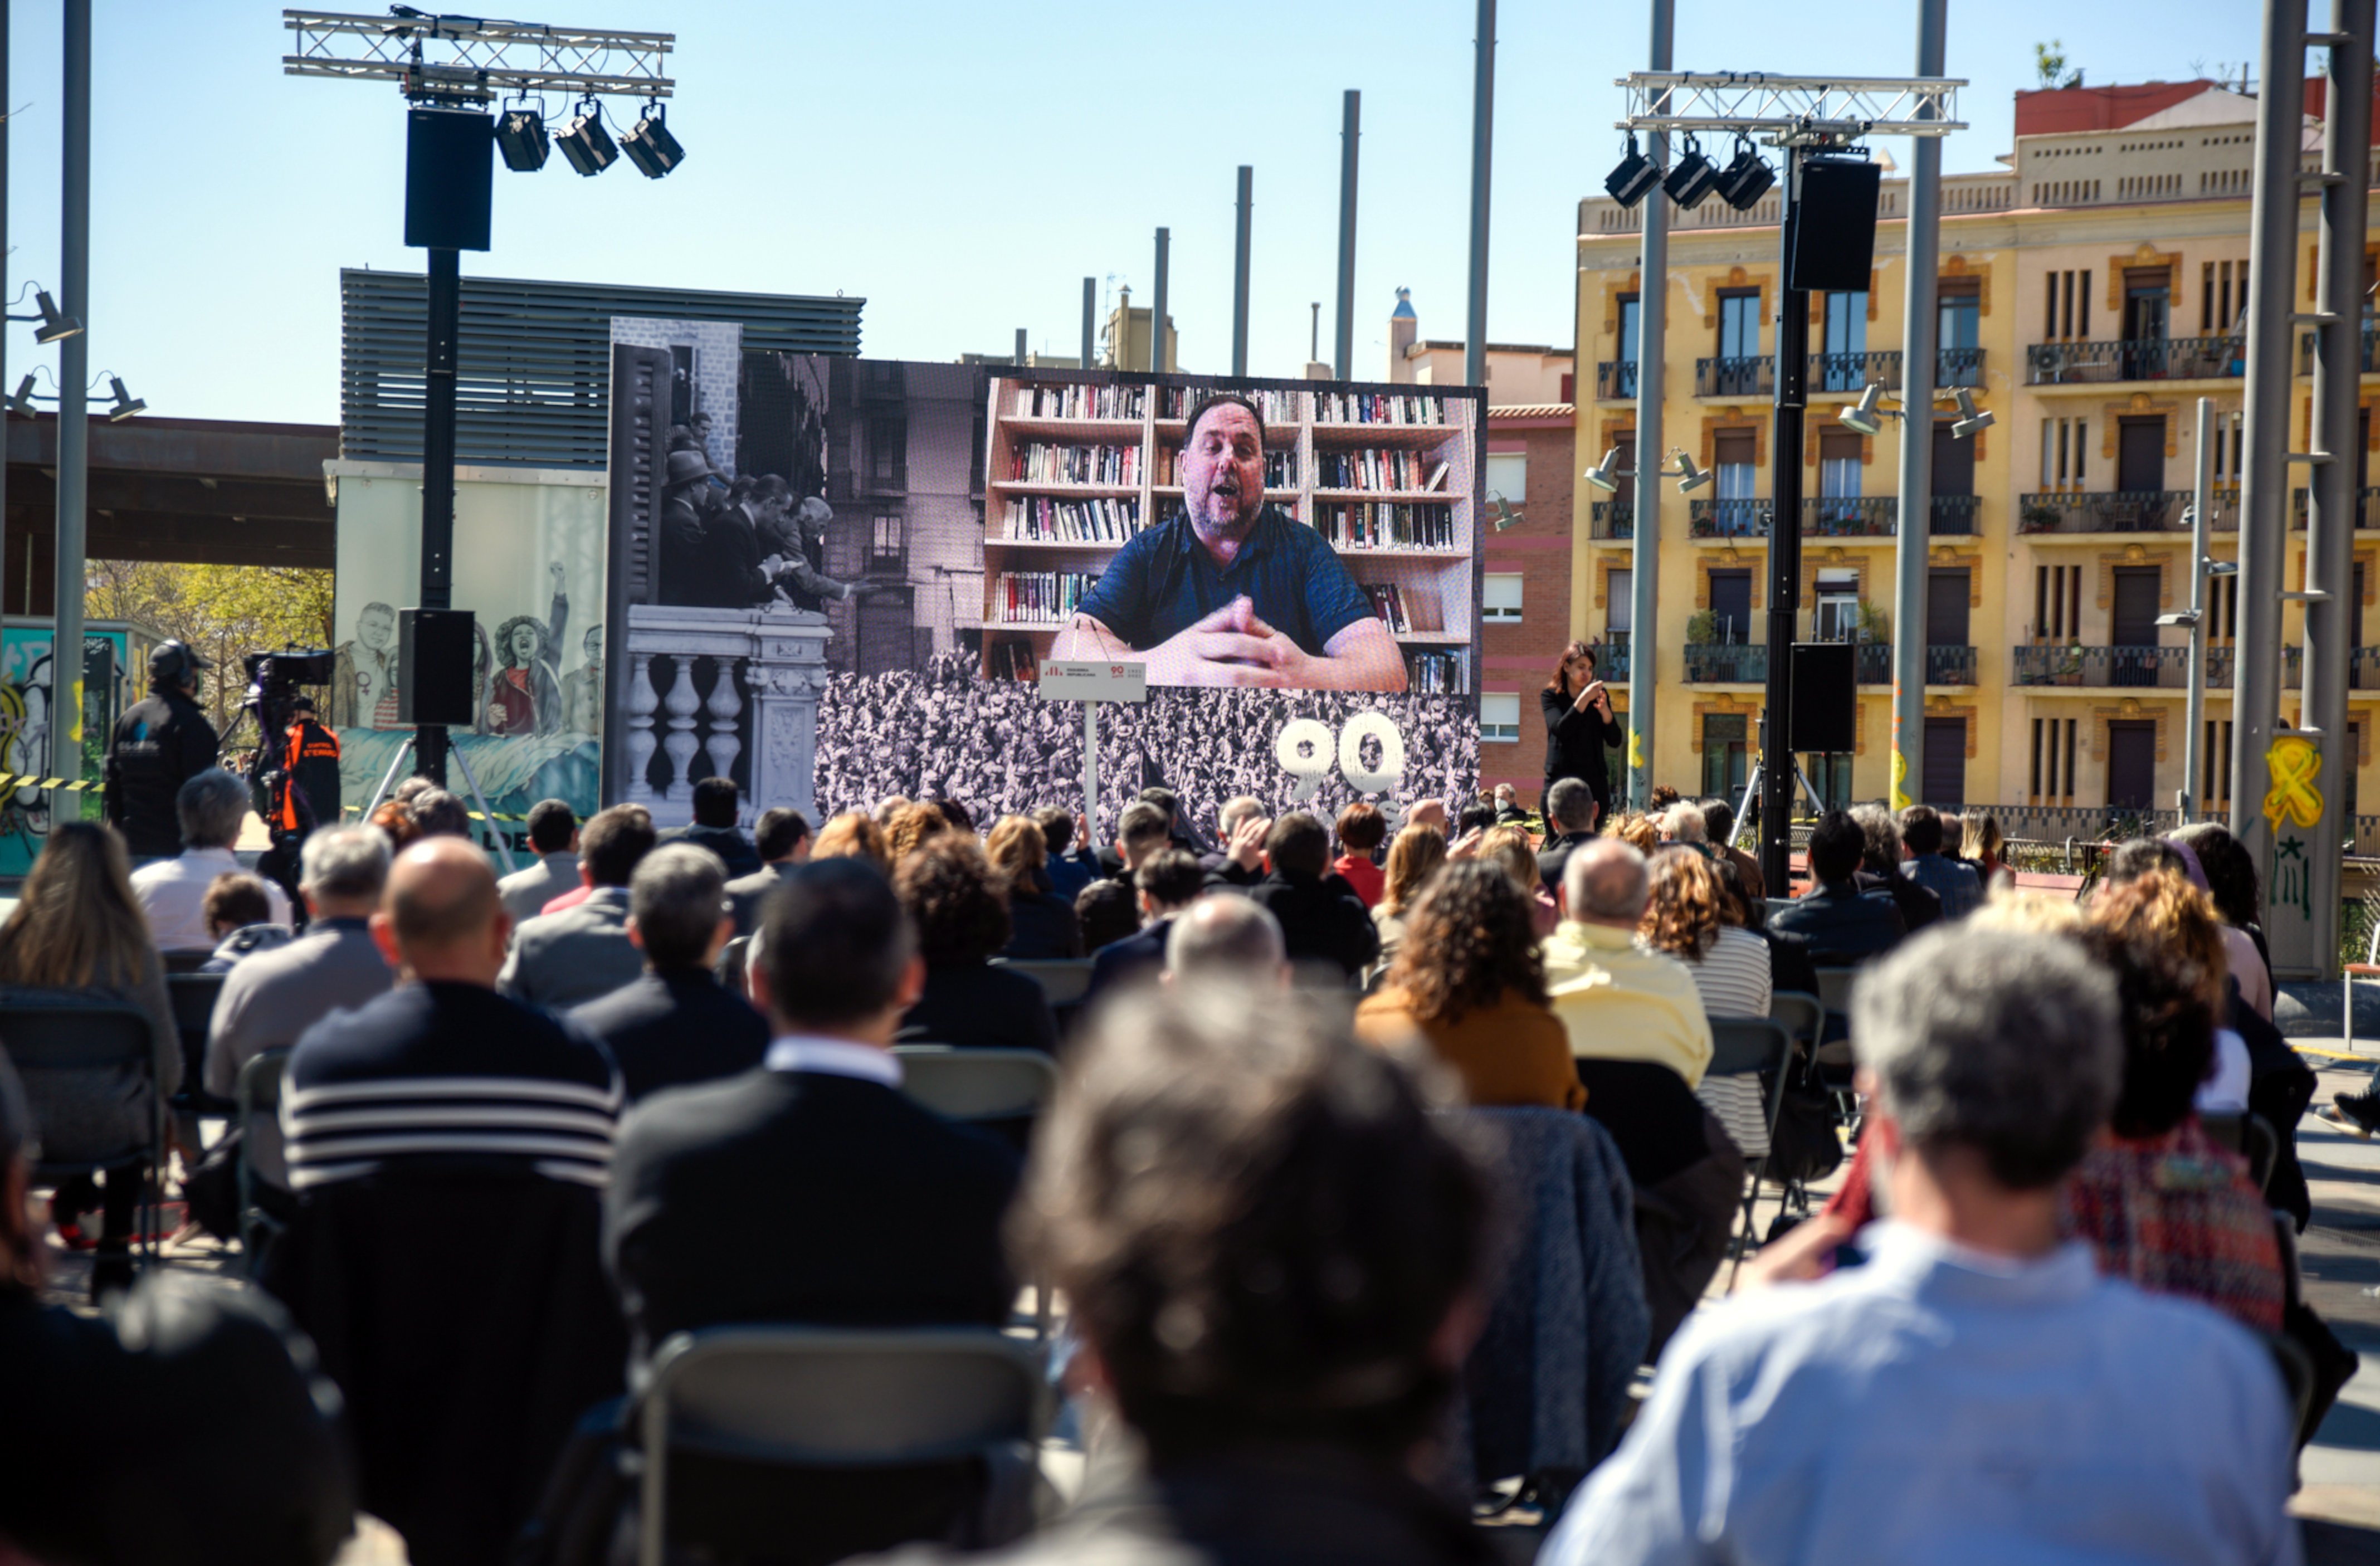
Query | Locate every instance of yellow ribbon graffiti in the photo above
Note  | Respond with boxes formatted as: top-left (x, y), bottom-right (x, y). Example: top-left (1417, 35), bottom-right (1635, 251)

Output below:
top-left (2262, 734), bottom-right (2324, 832)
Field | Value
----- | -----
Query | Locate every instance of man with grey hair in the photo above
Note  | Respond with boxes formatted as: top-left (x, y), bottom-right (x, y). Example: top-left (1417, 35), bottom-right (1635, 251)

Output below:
top-left (571, 843), bottom-right (768, 1102)
top-left (1537, 775), bottom-right (1602, 894)
top-left (1196, 794), bottom-right (1271, 888)
top-left (1660, 801), bottom-right (1708, 848)
top-left (205, 824), bottom-right (395, 1209)
top-left (1850, 800), bottom-right (1939, 934)
top-left (1543, 926), bottom-right (2298, 1565)
top-left (1163, 894), bottom-right (1290, 988)
top-left (132, 767), bottom-right (291, 953)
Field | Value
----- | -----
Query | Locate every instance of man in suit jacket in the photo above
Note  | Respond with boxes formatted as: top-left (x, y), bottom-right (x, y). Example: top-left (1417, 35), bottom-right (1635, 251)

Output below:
top-left (500, 803), bottom-right (656, 1010)
top-left (1082, 849), bottom-right (1207, 1004)
top-left (723, 806), bottom-right (810, 936)
top-left (571, 845), bottom-right (769, 1103)
top-left (1535, 778), bottom-right (1602, 896)
top-left (659, 777), bottom-right (764, 880)
top-left (496, 799), bottom-right (579, 926)
top-left (1247, 812), bottom-right (1379, 979)
top-left (604, 857), bottom-right (1021, 1363)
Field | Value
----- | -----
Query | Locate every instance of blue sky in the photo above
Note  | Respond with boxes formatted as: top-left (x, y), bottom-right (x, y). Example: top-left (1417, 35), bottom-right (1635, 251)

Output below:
top-left (0, 1), bottom-right (2267, 425)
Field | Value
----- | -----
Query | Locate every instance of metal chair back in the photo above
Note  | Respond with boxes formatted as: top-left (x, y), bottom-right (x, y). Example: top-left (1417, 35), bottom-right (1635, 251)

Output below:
top-left (1767, 991), bottom-right (1823, 1056)
top-left (1707, 1017), bottom-right (1796, 1289)
top-left (1812, 965), bottom-right (1861, 1017)
top-left (167, 971), bottom-right (228, 1109)
top-left (236, 1047), bottom-right (292, 1271)
top-left (891, 1046), bottom-right (1057, 1124)
top-left (996, 958), bottom-right (1094, 1008)
top-left (637, 1326), bottom-right (1046, 1566)
top-left (2, 997), bottom-right (166, 1261)
top-left (715, 935), bottom-right (752, 998)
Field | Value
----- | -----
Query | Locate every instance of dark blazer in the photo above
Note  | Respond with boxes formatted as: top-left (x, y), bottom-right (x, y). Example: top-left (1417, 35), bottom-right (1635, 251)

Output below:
top-left (900, 962), bottom-right (1059, 1053)
top-left (1250, 869), bottom-right (1379, 978)
top-left (661, 822), bottom-right (765, 880)
top-left (1539, 687), bottom-right (1622, 790)
top-left (1759, 925), bottom-right (1821, 999)
top-left (1084, 920), bottom-right (1171, 1003)
top-left (1001, 888), bottom-right (1083, 960)
top-left (1768, 882), bottom-right (1907, 965)
top-left (723, 860), bottom-right (796, 936)
top-left (1537, 830), bottom-right (1599, 897)
top-left (1855, 867), bottom-right (1940, 935)
top-left (1196, 853), bottom-right (1262, 890)
top-left (568, 967), bottom-right (770, 1104)
top-left (605, 1067), bottom-right (1021, 1357)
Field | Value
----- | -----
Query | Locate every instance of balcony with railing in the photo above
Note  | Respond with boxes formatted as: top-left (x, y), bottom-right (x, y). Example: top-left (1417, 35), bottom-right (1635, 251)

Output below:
top-left (1811, 350), bottom-right (1904, 394)
top-left (2016, 490), bottom-right (2191, 534)
top-left (2012, 644), bottom-right (2189, 687)
top-left (2295, 326), bottom-right (2379, 375)
top-left (2290, 486), bottom-right (2380, 529)
top-left (1684, 643), bottom-right (1767, 683)
top-left (1929, 495), bottom-right (1981, 535)
top-left (1589, 500), bottom-right (1635, 540)
top-left (1832, 642), bottom-right (1978, 685)
top-left (1937, 345), bottom-right (1986, 388)
top-left (1695, 356), bottom-right (1773, 398)
top-left (1589, 632), bottom-right (1632, 680)
top-left (1596, 359), bottom-right (1638, 401)
top-left (1688, 497), bottom-right (1772, 539)
top-left (1802, 496), bottom-right (1899, 538)
top-left (2283, 645), bottom-right (2380, 689)
top-left (2025, 335), bottom-right (2244, 386)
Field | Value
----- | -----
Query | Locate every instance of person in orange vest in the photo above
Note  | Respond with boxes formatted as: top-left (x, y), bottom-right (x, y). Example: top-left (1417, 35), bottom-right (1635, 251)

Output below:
top-left (278, 694), bottom-right (342, 841)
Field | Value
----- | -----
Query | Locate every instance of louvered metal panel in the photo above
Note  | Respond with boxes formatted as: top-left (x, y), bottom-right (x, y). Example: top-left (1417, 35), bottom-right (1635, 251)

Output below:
top-left (340, 269), bottom-right (864, 468)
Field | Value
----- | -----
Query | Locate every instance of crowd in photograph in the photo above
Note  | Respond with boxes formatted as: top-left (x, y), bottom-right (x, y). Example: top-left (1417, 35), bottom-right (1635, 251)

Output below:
top-left (0, 758), bottom-right (2342, 1565)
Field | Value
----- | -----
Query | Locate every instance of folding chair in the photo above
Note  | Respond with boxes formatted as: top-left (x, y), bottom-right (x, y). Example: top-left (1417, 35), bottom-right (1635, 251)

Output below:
top-left (1767, 992), bottom-right (1823, 1060)
top-left (167, 971), bottom-right (230, 1115)
top-left (1706, 1017), bottom-right (1793, 1288)
top-left (2203, 1111), bottom-right (2280, 1198)
top-left (715, 935), bottom-right (753, 998)
top-left (638, 1326), bottom-right (1048, 1566)
top-left (3, 997), bottom-right (167, 1267)
top-left (236, 1047), bottom-right (292, 1275)
top-left (993, 958), bottom-right (1094, 1009)
top-left (891, 1046), bottom-right (1059, 1124)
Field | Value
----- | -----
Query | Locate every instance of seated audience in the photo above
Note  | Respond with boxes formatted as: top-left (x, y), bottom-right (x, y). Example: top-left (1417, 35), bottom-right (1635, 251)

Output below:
top-left (1898, 803), bottom-right (1982, 919)
top-left (1768, 809), bottom-right (1905, 964)
top-left (1103, 800), bottom-right (1176, 888)
top-left (1195, 794), bottom-right (1271, 889)
top-left (1647, 783), bottom-right (1680, 812)
top-left (873, 794), bottom-right (913, 827)
top-left (890, 981), bottom-right (1494, 1566)
top-left (131, 768), bottom-right (290, 953)
top-left (895, 835), bottom-right (1059, 1053)
top-left (1371, 822), bottom-right (1449, 977)
top-left (1033, 804), bottom-right (1097, 903)
top-left (1658, 802), bottom-right (1708, 851)
top-left (406, 788), bottom-right (471, 841)
top-left (1543, 839), bottom-right (1739, 1355)
top-left (1480, 824), bottom-right (1559, 936)
top-left (1962, 809), bottom-right (2010, 886)
top-left (1084, 849), bottom-right (1207, 1002)
top-left (367, 798), bottom-right (419, 851)
top-left (1711, 853), bottom-right (1815, 996)
top-left (1074, 877), bottom-right (1141, 954)
top-left (606, 857), bottom-right (1020, 1358)
top-left (1165, 895), bottom-right (1291, 989)
top-left (1355, 860), bottom-right (1584, 1110)
top-left (1456, 799), bottom-right (1500, 842)
top-left (198, 872), bottom-right (294, 972)
top-left (1542, 927), bottom-right (2295, 1566)
top-left (1641, 850), bottom-right (1772, 1162)
top-left (1701, 797), bottom-right (1763, 902)
top-left (723, 806), bottom-right (811, 936)
top-left (812, 810), bottom-right (893, 875)
top-left (0, 1056), bottom-right (357, 1566)
top-left (884, 801), bottom-right (950, 865)
top-left (1534, 778), bottom-right (1601, 896)
top-left (933, 797), bottom-right (976, 832)
top-left (988, 814), bottom-right (1083, 960)
top-left (1850, 802), bottom-right (1939, 933)
top-left (570, 844), bottom-right (768, 1103)
top-left (2090, 862), bottom-right (2249, 1113)
top-left (1248, 811), bottom-right (1379, 979)
top-left (496, 799), bottom-right (579, 925)
top-left (1604, 809), bottom-right (1659, 856)
top-left (659, 775), bottom-right (764, 878)
top-left (500, 803), bottom-right (656, 1009)
top-left (206, 826), bottom-right (394, 1213)
top-left (1330, 801), bottom-right (1388, 908)
top-left (1492, 780), bottom-right (1532, 825)
top-left (3, 821), bottom-right (178, 1297)
top-left (2168, 823), bottom-right (2275, 1022)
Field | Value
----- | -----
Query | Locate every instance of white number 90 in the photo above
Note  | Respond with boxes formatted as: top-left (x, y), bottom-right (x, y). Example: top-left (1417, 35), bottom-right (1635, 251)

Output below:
top-left (1276, 713), bottom-right (1406, 802)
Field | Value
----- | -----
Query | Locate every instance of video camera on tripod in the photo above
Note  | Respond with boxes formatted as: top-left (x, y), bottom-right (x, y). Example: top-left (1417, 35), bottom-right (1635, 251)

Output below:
top-left (238, 647), bottom-right (336, 741)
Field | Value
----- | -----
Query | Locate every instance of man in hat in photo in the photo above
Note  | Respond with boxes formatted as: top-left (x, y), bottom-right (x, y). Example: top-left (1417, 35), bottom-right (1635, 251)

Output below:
top-left (658, 446), bottom-right (723, 608)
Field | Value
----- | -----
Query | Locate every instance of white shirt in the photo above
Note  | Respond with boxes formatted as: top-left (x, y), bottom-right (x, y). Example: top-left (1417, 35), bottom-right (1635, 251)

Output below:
top-left (2196, 1027), bottom-right (2254, 1115)
top-left (132, 846), bottom-right (292, 955)
top-left (763, 1034), bottom-right (904, 1087)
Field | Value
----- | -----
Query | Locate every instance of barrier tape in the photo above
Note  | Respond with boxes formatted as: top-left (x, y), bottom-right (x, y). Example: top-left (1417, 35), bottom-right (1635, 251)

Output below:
top-left (0, 773), bottom-right (99, 791)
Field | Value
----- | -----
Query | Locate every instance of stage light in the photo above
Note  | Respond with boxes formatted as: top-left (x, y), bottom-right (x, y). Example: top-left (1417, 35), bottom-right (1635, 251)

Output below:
top-left (1715, 136), bottom-right (1776, 210)
top-left (620, 103), bottom-right (684, 179)
top-left (557, 100), bottom-right (618, 176)
top-left (1663, 135), bottom-right (1720, 209)
top-left (6, 374), bottom-right (35, 416)
top-left (103, 375), bottom-right (145, 422)
top-left (32, 290), bottom-right (79, 344)
top-left (1582, 445), bottom-right (1624, 492)
top-left (1605, 135), bottom-right (1659, 208)
top-left (1840, 382), bottom-right (1888, 436)
top-left (1669, 450), bottom-right (1712, 493)
top-left (496, 108), bottom-right (550, 172)
top-left (1950, 387), bottom-right (1994, 438)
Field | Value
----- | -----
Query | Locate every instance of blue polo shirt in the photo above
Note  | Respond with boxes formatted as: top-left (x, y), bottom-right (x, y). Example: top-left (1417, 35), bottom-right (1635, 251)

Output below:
top-left (1075, 505), bottom-right (1376, 657)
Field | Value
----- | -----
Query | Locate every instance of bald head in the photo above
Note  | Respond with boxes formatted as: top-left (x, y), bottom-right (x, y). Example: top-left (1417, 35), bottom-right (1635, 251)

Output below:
top-left (1164, 893), bottom-right (1288, 985)
top-left (1564, 838), bottom-right (1650, 928)
top-left (376, 836), bottom-right (510, 985)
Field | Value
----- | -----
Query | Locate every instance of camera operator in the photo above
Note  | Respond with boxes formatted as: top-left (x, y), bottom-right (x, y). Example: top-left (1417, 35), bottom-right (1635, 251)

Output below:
top-left (104, 640), bottom-right (221, 862)
top-left (275, 695), bottom-right (340, 843)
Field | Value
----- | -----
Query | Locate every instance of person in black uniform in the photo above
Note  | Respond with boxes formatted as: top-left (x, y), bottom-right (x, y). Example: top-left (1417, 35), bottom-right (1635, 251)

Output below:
top-left (1541, 639), bottom-right (1623, 825)
top-left (104, 640), bottom-right (221, 862)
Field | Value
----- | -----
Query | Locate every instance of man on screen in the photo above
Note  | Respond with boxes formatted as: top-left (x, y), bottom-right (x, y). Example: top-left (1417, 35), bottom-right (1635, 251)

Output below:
top-left (1051, 392), bottom-right (1407, 691)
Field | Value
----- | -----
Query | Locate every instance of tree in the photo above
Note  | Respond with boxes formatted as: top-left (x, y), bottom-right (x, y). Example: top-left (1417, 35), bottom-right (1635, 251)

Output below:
top-left (2034, 40), bottom-right (2083, 91)
top-left (85, 559), bottom-right (335, 736)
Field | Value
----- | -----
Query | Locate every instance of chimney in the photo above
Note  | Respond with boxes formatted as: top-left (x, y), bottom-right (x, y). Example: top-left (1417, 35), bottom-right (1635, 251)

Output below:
top-left (1388, 286), bottom-right (1418, 383)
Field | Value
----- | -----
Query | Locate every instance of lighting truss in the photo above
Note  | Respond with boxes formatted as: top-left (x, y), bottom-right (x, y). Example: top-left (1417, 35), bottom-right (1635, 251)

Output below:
top-left (283, 10), bottom-right (674, 104)
top-left (1618, 73), bottom-right (1965, 144)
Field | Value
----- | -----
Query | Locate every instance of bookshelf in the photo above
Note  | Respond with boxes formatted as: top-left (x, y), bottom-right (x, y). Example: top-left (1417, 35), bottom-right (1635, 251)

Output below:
top-left (980, 376), bottom-right (1478, 691)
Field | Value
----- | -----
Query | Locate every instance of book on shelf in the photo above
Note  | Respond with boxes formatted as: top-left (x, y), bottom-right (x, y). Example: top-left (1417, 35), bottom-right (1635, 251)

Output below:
top-left (1316, 447), bottom-right (1434, 492)
top-left (1314, 501), bottom-right (1456, 551)
top-left (1156, 385), bottom-right (1300, 422)
top-left (994, 570), bottom-right (1100, 625)
top-left (1011, 442), bottom-right (1139, 486)
top-left (987, 641), bottom-right (1041, 682)
top-left (1313, 391), bottom-right (1449, 426)
top-left (1426, 460), bottom-right (1450, 491)
top-left (1013, 383), bottom-right (1145, 420)
top-left (1363, 583), bottom-right (1412, 635)
top-left (1002, 495), bottom-right (1142, 543)
top-left (1407, 650), bottom-right (1463, 694)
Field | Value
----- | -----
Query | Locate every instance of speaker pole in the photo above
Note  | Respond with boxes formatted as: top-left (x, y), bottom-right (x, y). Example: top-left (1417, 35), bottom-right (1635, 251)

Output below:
top-left (1627, 0), bottom-right (1672, 816)
top-left (1762, 144), bottom-right (1807, 897)
top-left (416, 245), bottom-right (461, 786)
top-left (50, 0), bottom-right (87, 787)
top-left (1890, 0), bottom-right (1948, 814)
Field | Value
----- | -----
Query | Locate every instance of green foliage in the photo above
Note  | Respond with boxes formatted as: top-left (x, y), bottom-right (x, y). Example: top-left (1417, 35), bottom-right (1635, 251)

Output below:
top-left (2034, 40), bottom-right (2082, 91)
top-left (85, 559), bottom-right (335, 735)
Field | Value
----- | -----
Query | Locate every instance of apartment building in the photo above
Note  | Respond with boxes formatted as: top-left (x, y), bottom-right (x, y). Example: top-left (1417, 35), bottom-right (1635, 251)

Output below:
top-left (1567, 79), bottom-right (2377, 830)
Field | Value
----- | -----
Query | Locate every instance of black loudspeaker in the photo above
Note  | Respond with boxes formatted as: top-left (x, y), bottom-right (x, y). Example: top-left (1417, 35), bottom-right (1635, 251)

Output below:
top-left (1788, 642), bottom-right (1857, 753)
top-left (404, 108), bottom-right (495, 252)
top-left (399, 609), bottom-right (480, 727)
top-left (1785, 155), bottom-right (1881, 294)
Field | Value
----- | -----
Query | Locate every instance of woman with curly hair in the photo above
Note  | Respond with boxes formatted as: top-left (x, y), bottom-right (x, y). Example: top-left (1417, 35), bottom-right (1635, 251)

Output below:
top-left (1640, 848), bottom-right (1772, 1159)
top-left (884, 801), bottom-right (950, 865)
top-left (1370, 823), bottom-right (1447, 976)
top-left (1354, 860), bottom-right (1584, 1110)
top-left (893, 833), bottom-right (1057, 1053)
top-left (810, 811), bottom-right (891, 875)
top-left (486, 604), bottom-right (564, 737)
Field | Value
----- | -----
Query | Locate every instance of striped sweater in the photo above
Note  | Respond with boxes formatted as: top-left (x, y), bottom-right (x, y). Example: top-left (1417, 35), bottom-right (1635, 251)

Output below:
top-left (282, 979), bottom-right (621, 1191)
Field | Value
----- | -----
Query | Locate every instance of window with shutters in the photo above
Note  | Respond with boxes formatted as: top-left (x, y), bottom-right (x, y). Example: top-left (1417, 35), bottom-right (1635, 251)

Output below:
top-left (1481, 692), bottom-right (1521, 744)
top-left (1484, 574), bottom-right (1524, 623)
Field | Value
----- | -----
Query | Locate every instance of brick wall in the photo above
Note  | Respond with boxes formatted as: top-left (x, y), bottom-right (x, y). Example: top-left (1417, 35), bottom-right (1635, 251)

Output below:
top-left (1479, 416), bottom-right (1576, 804)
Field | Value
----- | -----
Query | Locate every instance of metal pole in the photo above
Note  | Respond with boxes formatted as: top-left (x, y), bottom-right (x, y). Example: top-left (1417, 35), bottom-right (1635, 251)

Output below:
top-left (1464, 0), bottom-right (1495, 390)
top-left (1081, 277), bottom-right (1095, 370)
top-left (2307, 0), bottom-right (2373, 978)
top-left (1889, 0), bottom-right (1947, 812)
top-left (1014, 327), bottom-right (1027, 364)
top-left (1232, 165), bottom-right (1252, 377)
top-left (1627, 0), bottom-right (1671, 814)
top-left (1336, 90), bottom-right (1359, 380)
top-left (2182, 397), bottom-right (2214, 822)
top-left (0, 0), bottom-right (12, 641)
top-left (1082, 700), bottom-right (1099, 843)
top-left (1150, 228), bottom-right (1169, 374)
top-left (2229, 0), bottom-right (2308, 909)
top-left (1310, 302), bottom-right (1320, 364)
top-left (1762, 145), bottom-right (1810, 897)
top-left (416, 246), bottom-right (461, 786)
top-left (51, 0), bottom-right (86, 787)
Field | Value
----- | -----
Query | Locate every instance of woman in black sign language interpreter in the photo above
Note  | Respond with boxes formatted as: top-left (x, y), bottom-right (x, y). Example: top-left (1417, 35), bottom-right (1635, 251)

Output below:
top-left (1542, 640), bottom-right (1623, 828)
